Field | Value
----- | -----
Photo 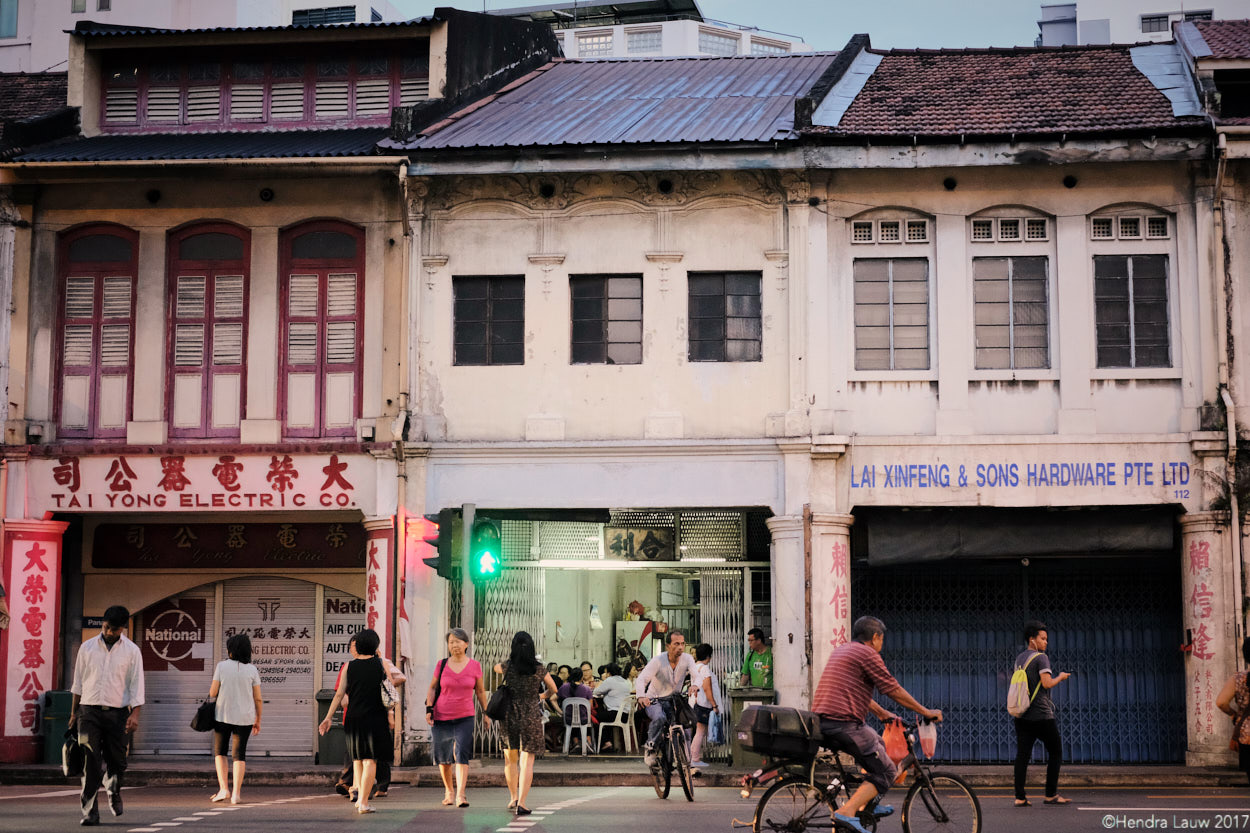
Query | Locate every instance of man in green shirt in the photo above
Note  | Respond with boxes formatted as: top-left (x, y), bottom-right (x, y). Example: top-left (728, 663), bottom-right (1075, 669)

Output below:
top-left (739, 628), bottom-right (773, 688)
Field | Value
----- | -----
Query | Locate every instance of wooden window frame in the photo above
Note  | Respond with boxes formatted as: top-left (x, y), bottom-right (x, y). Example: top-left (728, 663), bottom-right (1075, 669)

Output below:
top-left (569, 274), bottom-right (643, 365)
top-left (972, 255), bottom-right (1050, 371)
top-left (687, 271), bottom-right (762, 363)
top-left (278, 220), bottom-right (365, 438)
top-left (852, 257), bottom-right (931, 371)
top-left (54, 223), bottom-right (139, 440)
top-left (452, 275), bottom-right (526, 366)
top-left (165, 222), bottom-right (250, 439)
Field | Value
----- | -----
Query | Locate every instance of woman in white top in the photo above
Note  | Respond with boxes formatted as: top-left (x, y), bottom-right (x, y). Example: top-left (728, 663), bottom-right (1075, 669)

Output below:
top-left (208, 633), bottom-right (262, 804)
top-left (689, 643), bottom-right (719, 768)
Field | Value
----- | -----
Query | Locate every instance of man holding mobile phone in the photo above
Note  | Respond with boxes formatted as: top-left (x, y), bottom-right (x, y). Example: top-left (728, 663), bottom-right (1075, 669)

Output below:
top-left (1012, 620), bottom-right (1071, 807)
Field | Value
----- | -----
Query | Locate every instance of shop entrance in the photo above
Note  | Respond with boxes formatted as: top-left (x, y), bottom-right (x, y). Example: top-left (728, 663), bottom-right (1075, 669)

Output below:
top-left (453, 510), bottom-right (772, 758)
top-left (851, 553), bottom-right (1186, 763)
top-left (132, 577), bottom-right (365, 757)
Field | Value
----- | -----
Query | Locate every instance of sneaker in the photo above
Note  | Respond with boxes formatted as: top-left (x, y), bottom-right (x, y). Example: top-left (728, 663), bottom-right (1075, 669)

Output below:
top-left (834, 813), bottom-right (871, 833)
top-left (690, 760), bottom-right (710, 768)
top-left (643, 745), bottom-right (658, 768)
top-left (870, 803), bottom-right (894, 819)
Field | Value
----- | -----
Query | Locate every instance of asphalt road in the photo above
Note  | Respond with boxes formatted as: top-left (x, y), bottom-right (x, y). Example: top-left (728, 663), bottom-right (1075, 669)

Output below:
top-left (1, 782), bottom-right (1247, 833)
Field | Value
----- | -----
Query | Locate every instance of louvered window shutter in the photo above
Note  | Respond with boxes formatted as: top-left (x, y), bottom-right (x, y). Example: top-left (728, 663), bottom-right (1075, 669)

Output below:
top-left (146, 87), bottom-right (180, 122)
top-left (63, 326), bottom-right (93, 366)
top-left (354, 78), bottom-right (391, 117)
top-left (64, 276), bottom-right (94, 318)
top-left (105, 88), bottom-right (138, 122)
top-left (230, 84), bottom-right (265, 121)
top-left (176, 275), bottom-right (206, 318)
top-left (186, 86), bottom-right (221, 122)
top-left (100, 325), bottom-right (131, 366)
top-left (399, 78), bottom-right (429, 106)
top-left (174, 323), bottom-right (205, 366)
top-left (271, 82), bottom-right (305, 120)
top-left (102, 276), bottom-right (132, 318)
top-left (315, 80), bottom-right (349, 119)
top-left (288, 274), bottom-right (319, 366)
top-left (213, 323), bottom-right (243, 365)
top-left (215, 275), bottom-right (244, 318)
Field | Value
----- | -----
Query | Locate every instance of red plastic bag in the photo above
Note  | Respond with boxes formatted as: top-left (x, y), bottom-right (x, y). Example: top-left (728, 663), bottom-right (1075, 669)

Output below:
top-left (883, 720), bottom-right (908, 765)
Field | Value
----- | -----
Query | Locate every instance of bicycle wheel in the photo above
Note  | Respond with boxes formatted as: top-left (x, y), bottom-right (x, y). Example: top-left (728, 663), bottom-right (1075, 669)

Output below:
top-left (901, 771), bottom-right (981, 833)
top-left (671, 729), bottom-right (695, 802)
top-left (752, 777), bottom-right (836, 833)
top-left (651, 746), bottom-right (671, 799)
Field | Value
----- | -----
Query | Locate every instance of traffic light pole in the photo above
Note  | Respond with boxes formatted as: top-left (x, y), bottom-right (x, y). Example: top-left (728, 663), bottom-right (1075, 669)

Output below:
top-left (461, 503), bottom-right (475, 630)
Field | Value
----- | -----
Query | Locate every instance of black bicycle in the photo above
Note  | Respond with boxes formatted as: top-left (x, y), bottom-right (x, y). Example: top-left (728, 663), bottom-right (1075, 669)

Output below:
top-left (737, 719), bottom-right (980, 833)
top-left (647, 694), bottom-right (695, 801)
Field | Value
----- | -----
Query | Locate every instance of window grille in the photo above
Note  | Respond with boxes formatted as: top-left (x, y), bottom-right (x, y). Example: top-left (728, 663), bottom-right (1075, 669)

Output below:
top-left (905, 220), bottom-right (928, 242)
top-left (699, 29), bottom-right (739, 56)
top-left (1118, 216), bottom-right (1141, 239)
top-left (853, 258), bottom-right (929, 370)
top-left (627, 28), bottom-right (662, 54)
top-left (677, 511), bottom-right (744, 559)
top-left (1026, 218), bottom-right (1048, 240)
top-left (1184, 11), bottom-right (1213, 21)
top-left (852, 222), bottom-right (874, 243)
top-left (1091, 217), bottom-right (1114, 239)
top-left (971, 219), bottom-right (994, 241)
top-left (687, 272), bottom-right (762, 362)
top-left (1146, 216), bottom-right (1169, 239)
top-left (453, 276), bottom-right (525, 366)
top-left (973, 256), bottom-right (1049, 370)
top-left (1141, 14), bottom-right (1169, 33)
top-left (570, 275), bottom-right (643, 365)
top-left (610, 509), bottom-right (676, 529)
top-left (878, 221), bottom-right (900, 242)
top-left (293, 6), bottom-right (356, 25)
top-left (1094, 254), bottom-right (1170, 368)
top-left (577, 32), bottom-right (614, 57)
top-left (997, 218), bottom-right (1020, 241)
top-left (537, 522), bottom-right (603, 560)
top-left (501, 520), bottom-right (534, 562)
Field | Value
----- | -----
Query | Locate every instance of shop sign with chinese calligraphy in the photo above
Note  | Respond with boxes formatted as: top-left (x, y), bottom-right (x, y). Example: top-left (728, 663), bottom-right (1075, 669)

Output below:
top-left (2, 523), bottom-right (67, 740)
top-left (29, 453), bottom-right (377, 515)
top-left (92, 522), bottom-right (367, 569)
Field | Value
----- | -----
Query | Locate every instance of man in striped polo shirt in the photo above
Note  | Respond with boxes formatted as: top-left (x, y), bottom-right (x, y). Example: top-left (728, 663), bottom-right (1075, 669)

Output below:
top-left (812, 616), bottom-right (942, 833)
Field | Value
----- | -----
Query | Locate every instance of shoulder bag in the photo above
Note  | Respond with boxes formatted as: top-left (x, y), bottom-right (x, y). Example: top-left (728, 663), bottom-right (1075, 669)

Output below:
top-left (425, 659), bottom-right (447, 721)
top-left (190, 698), bottom-right (216, 732)
top-left (485, 682), bottom-right (512, 720)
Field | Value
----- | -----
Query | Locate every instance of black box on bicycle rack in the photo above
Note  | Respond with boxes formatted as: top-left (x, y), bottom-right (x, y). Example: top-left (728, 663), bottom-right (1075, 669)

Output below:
top-left (735, 705), bottom-right (822, 757)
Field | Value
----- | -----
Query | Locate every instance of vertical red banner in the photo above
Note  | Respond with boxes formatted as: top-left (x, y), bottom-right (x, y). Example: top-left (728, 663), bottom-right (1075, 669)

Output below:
top-left (0, 520), bottom-right (69, 763)
top-left (364, 519), bottom-right (395, 657)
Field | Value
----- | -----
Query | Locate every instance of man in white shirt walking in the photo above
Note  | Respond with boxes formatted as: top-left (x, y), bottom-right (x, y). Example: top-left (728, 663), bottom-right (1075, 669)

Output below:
top-left (68, 605), bottom-right (144, 826)
top-left (635, 630), bottom-right (695, 768)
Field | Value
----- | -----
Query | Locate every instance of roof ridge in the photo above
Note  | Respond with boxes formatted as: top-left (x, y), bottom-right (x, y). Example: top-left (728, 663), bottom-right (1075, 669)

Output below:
top-left (871, 42), bottom-right (1149, 56)
top-left (563, 51), bottom-right (837, 63)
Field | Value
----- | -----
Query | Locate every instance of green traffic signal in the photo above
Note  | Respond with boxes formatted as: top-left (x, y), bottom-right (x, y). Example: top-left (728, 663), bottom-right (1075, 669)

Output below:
top-left (470, 518), bottom-right (502, 583)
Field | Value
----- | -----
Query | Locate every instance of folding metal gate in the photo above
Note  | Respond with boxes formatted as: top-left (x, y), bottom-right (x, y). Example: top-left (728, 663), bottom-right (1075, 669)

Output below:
top-left (698, 568), bottom-right (745, 762)
top-left (471, 565), bottom-right (546, 756)
top-left (851, 554), bottom-right (1185, 763)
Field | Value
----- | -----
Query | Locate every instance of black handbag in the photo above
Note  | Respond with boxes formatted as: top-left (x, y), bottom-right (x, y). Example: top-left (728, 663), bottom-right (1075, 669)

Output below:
top-left (426, 659), bottom-right (447, 721)
top-left (61, 727), bottom-right (83, 778)
top-left (190, 699), bottom-right (216, 732)
top-left (485, 684), bottom-right (512, 720)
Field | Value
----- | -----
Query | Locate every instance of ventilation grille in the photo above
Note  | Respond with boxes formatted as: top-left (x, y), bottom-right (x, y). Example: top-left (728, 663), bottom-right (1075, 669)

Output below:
top-left (1026, 218), bottom-right (1048, 240)
top-left (501, 520), bottom-right (534, 562)
top-left (230, 84), bottom-right (265, 121)
top-left (146, 87), bottom-right (180, 122)
top-left (105, 88), bottom-right (138, 122)
top-left (878, 221), bottom-right (900, 242)
top-left (609, 509), bottom-right (676, 529)
top-left (271, 83), bottom-right (305, 120)
top-left (399, 78), bottom-right (429, 106)
top-left (971, 219), bottom-right (994, 240)
top-left (537, 522), bottom-right (602, 560)
top-left (1147, 216), bottom-right (1169, 238)
top-left (315, 80), bottom-right (349, 119)
top-left (678, 510), bottom-right (744, 559)
top-left (186, 86), bottom-right (221, 122)
top-left (852, 222), bottom-right (873, 243)
top-left (355, 78), bottom-right (390, 117)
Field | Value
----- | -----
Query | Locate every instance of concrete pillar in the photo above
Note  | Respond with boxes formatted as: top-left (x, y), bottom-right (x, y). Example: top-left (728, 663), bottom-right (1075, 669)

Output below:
top-left (1179, 512), bottom-right (1237, 765)
top-left (766, 514), bottom-right (806, 707)
top-left (809, 513), bottom-right (854, 689)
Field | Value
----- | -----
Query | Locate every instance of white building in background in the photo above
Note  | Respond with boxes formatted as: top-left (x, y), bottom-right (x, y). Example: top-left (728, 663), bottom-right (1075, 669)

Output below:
top-left (492, 0), bottom-right (810, 58)
top-left (0, 0), bottom-right (402, 72)
top-left (1038, 0), bottom-right (1250, 46)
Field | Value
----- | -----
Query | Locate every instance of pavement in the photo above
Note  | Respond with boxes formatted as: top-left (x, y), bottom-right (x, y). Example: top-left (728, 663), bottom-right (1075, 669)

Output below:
top-left (2, 752), bottom-right (1247, 789)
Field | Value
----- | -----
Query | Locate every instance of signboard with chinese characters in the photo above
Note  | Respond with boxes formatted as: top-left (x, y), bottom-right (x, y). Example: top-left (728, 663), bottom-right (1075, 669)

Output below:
top-left (605, 527), bottom-right (675, 561)
top-left (92, 522), bottom-right (367, 570)
top-left (1, 521), bottom-right (68, 760)
top-left (27, 453), bottom-right (378, 515)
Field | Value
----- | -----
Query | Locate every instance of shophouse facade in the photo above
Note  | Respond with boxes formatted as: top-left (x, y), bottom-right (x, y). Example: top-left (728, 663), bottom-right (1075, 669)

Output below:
top-left (390, 36), bottom-right (1238, 766)
top-left (0, 10), bottom-right (557, 763)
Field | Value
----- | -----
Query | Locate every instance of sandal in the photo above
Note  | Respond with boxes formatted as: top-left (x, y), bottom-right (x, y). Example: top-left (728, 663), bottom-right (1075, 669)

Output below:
top-left (1014, 799), bottom-right (1031, 807)
top-left (1043, 796), bottom-right (1071, 805)
top-left (507, 800), bottom-right (518, 810)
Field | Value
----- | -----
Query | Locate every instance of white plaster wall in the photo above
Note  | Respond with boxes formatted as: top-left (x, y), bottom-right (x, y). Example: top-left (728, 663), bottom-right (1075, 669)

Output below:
top-left (968, 381), bottom-right (1060, 435)
top-left (1075, 0), bottom-right (1249, 44)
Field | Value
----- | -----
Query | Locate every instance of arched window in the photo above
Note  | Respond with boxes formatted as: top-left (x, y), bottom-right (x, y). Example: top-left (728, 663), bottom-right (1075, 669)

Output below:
top-left (279, 221), bottom-right (364, 438)
top-left (166, 223), bottom-right (250, 438)
top-left (56, 224), bottom-right (139, 439)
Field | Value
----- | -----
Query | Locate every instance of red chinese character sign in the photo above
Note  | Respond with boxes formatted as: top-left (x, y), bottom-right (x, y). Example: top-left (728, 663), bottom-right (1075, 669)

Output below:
top-left (1178, 517), bottom-right (1235, 762)
top-left (1, 520), bottom-right (68, 764)
top-left (26, 454), bottom-right (378, 516)
top-left (810, 515), bottom-right (854, 680)
top-left (364, 521), bottom-right (394, 654)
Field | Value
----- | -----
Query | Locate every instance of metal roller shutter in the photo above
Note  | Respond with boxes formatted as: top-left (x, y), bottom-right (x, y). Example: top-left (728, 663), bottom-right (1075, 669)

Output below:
top-left (132, 584), bottom-right (216, 755)
top-left (223, 578), bottom-right (317, 757)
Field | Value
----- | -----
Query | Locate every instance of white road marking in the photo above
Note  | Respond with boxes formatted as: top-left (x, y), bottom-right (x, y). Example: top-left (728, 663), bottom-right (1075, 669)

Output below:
top-left (151, 824), bottom-right (182, 828)
top-left (127, 828), bottom-right (161, 832)
top-left (192, 812), bottom-right (221, 816)
top-left (171, 817), bottom-right (203, 821)
top-left (0, 786), bottom-right (138, 801)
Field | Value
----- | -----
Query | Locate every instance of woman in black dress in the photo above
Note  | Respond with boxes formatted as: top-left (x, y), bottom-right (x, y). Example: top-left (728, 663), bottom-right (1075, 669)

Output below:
top-left (318, 628), bottom-right (389, 814)
top-left (493, 631), bottom-right (557, 815)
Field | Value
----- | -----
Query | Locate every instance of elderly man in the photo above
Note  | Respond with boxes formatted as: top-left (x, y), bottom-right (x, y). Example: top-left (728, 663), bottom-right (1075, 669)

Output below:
top-left (69, 606), bottom-right (144, 826)
top-left (635, 630), bottom-right (696, 769)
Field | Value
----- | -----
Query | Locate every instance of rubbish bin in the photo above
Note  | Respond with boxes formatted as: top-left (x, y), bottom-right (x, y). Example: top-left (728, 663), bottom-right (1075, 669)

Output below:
top-left (315, 688), bottom-right (346, 766)
top-left (728, 686), bottom-right (775, 769)
top-left (43, 690), bottom-right (74, 766)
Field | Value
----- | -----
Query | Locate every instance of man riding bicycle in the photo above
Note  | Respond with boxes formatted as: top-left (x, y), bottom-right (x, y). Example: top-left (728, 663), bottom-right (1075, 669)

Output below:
top-left (814, 616), bottom-right (943, 833)
top-left (636, 630), bottom-right (696, 769)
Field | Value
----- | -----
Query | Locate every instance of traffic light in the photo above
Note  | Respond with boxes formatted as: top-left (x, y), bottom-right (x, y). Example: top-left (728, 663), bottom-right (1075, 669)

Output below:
top-left (469, 518), bottom-right (502, 583)
top-left (422, 508), bottom-right (457, 579)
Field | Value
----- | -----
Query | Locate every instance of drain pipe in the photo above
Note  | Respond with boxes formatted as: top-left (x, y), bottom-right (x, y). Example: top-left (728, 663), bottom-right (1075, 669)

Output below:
top-left (1214, 132), bottom-right (1246, 661)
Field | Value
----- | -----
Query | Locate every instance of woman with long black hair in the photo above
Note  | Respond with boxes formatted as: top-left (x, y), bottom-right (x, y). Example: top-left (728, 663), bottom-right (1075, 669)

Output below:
top-left (319, 628), bottom-right (389, 814)
top-left (493, 631), bottom-right (557, 815)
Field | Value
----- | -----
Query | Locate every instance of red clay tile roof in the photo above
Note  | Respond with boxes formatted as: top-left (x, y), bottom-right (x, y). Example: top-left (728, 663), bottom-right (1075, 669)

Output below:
top-left (1192, 19), bottom-right (1250, 60)
top-left (0, 72), bottom-right (68, 146)
top-left (807, 45), bottom-right (1206, 141)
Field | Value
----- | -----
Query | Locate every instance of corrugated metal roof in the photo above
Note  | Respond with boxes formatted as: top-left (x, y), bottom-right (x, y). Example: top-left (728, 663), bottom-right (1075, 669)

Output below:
top-left (403, 53), bottom-right (837, 150)
top-left (13, 128), bottom-right (390, 162)
top-left (68, 17), bottom-right (434, 38)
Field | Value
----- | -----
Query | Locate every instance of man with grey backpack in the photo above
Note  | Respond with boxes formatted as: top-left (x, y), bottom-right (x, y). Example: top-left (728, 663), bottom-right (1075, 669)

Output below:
top-left (1011, 620), bottom-right (1071, 807)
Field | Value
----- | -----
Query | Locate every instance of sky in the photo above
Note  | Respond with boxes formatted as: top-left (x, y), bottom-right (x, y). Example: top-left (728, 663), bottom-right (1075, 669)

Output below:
top-left (389, 0), bottom-right (1045, 50)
